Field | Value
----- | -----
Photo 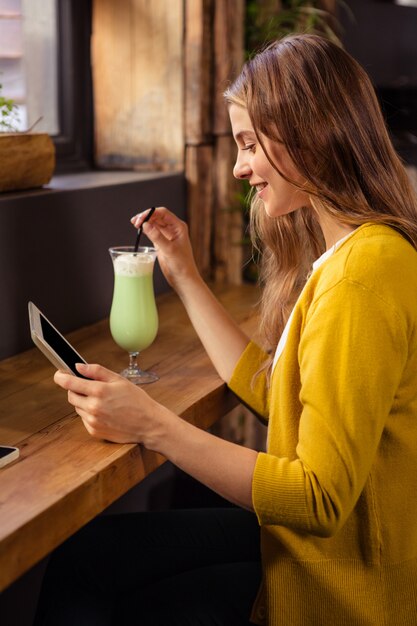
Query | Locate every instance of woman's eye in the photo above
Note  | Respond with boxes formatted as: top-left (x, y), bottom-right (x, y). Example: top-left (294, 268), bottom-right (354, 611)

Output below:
top-left (242, 144), bottom-right (256, 153)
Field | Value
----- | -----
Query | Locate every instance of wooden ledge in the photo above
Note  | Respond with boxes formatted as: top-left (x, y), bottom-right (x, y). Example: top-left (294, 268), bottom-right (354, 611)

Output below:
top-left (0, 282), bottom-right (259, 590)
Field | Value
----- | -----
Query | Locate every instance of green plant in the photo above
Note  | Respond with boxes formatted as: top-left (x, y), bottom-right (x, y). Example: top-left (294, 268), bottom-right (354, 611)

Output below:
top-left (245, 0), bottom-right (347, 55)
top-left (0, 82), bottom-right (20, 132)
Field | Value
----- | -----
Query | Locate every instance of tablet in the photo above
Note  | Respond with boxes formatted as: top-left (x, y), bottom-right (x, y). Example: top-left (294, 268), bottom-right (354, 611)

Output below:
top-left (28, 301), bottom-right (88, 377)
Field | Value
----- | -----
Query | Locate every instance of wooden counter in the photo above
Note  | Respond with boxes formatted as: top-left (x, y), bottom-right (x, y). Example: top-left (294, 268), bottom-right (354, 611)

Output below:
top-left (0, 283), bottom-right (259, 591)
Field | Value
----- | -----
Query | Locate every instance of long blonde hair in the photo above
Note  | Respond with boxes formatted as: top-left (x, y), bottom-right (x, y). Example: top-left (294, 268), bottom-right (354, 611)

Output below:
top-left (225, 34), bottom-right (417, 371)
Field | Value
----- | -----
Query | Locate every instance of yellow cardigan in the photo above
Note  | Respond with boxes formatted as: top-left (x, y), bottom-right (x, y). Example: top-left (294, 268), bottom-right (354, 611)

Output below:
top-left (229, 224), bottom-right (417, 625)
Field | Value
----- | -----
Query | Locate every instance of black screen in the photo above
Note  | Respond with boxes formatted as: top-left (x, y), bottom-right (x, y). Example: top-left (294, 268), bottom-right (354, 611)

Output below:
top-left (0, 447), bottom-right (15, 459)
top-left (40, 314), bottom-right (87, 377)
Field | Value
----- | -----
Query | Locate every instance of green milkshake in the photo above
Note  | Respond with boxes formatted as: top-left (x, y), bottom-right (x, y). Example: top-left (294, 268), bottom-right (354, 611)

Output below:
top-left (110, 251), bottom-right (158, 353)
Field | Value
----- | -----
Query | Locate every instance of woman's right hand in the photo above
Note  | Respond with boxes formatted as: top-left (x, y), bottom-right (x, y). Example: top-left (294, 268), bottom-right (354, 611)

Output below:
top-left (133, 208), bottom-right (249, 383)
top-left (131, 207), bottom-right (200, 294)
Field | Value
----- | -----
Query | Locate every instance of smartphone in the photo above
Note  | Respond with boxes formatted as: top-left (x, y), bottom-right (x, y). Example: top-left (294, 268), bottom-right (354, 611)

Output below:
top-left (28, 301), bottom-right (89, 378)
top-left (0, 446), bottom-right (19, 469)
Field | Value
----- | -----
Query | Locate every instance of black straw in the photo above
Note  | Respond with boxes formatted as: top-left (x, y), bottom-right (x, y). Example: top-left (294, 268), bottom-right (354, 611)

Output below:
top-left (134, 207), bottom-right (156, 253)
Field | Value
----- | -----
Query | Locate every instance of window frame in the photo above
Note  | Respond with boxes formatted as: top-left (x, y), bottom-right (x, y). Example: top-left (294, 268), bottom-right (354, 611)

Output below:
top-left (54, 0), bottom-right (94, 172)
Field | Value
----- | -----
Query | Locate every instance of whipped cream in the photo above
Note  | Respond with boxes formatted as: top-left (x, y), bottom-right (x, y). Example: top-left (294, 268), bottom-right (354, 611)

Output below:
top-left (114, 253), bottom-right (154, 277)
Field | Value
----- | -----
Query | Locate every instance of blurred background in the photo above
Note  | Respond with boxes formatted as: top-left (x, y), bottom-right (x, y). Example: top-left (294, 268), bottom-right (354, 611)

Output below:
top-left (1, 3), bottom-right (416, 623)
top-left (1, 0), bottom-right (416, 360)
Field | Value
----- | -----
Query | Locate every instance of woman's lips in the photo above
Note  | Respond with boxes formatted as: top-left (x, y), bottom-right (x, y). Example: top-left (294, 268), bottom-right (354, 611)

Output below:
top-left (256, 182), bottom-right (268, 198)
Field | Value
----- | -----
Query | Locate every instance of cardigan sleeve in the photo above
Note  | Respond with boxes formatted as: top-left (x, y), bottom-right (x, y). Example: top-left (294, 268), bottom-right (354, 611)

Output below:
top-left (228, 340), bottom-right (270, 421)
top-left (252, 277), bottom-right (408, 536)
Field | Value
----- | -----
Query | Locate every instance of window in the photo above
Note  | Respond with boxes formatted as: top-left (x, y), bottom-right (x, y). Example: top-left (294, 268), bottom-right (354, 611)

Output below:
top-left (0, 0), bottom-right (93, 171)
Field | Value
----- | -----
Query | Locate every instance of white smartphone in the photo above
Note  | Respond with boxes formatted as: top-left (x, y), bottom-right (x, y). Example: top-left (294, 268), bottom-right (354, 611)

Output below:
top-left (28, 301), bottom-right (89, 378)
top-left (0, 445), bottom-right (19, 469)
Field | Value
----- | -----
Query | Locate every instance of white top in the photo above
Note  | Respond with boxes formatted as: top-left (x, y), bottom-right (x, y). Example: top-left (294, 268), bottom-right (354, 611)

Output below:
top-left (114, 252), bottom-right (154, 276)
top-left (271, 230), bottom-right (356, 373)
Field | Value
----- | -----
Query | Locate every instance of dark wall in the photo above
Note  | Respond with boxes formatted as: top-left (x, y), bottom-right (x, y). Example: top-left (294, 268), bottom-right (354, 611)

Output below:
top-left (339, 1), bottom-right (417, 163)
top-left (0, 172), bottom-right (186, 360)
top-left (340, 0), bottom-right (417, 88)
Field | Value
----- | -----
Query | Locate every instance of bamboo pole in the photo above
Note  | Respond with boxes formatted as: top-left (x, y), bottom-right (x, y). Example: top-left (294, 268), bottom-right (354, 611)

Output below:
top-left (212, 0), bottom-right (245, 284)
top-left (185, 145), bottom-right (213, 279)
top-left (184, 0), bottom-right (213, 145)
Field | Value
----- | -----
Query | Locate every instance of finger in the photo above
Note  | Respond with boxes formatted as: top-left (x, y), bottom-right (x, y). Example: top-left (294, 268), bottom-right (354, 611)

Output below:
top-left (54, 369), bottom-right (80, 390)
top-left (54, 368), bottom-right (100, 396)
top-left (77, 410), bottom-right (106, 439)
top-left (142, 221), bottom-right (176, 246)
top-left (67, 388), bottom-right (92, 412)
top-left (130, 206), bottom-right (176, 229)
top-left (130, 207), bottom-right (158, 228)
top-left (78, 410), bottom-right (128, 444)
top-left (76, 363), bottom-right (121, 383)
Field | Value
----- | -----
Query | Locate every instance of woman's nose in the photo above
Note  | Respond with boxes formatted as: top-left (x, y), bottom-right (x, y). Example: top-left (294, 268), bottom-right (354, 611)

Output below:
top-left (233, 155), bottom-right (251, 180)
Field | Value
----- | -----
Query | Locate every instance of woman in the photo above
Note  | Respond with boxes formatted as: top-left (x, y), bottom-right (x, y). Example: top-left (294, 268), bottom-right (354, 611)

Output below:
top-left (35, 34), bottom-right (417, 625)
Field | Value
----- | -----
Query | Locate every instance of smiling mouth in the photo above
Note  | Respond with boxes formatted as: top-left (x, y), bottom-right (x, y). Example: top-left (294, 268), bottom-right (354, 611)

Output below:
top-left (255, 183), bottom-right (267, 194)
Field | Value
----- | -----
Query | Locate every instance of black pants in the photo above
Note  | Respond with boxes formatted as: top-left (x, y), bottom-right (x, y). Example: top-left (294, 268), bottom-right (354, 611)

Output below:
top-left (33, 508), bottom-right (262, 625)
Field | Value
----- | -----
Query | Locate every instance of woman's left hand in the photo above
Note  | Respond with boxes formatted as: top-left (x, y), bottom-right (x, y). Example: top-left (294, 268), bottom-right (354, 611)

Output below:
top-left (54, 363), bottom-right (172, 449)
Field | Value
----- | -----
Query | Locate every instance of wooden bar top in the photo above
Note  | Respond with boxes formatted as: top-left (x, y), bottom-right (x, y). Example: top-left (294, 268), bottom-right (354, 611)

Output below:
top-left (0, 283), bottom-right (259, 592)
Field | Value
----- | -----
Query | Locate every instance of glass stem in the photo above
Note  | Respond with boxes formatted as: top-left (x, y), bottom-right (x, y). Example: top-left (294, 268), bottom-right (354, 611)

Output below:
top-left (128, 351), bottom-right (140, 373)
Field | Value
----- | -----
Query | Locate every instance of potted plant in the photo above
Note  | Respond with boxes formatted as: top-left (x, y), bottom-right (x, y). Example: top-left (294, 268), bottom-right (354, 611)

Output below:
top-left (0, 83), bottom-right (55, 193)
